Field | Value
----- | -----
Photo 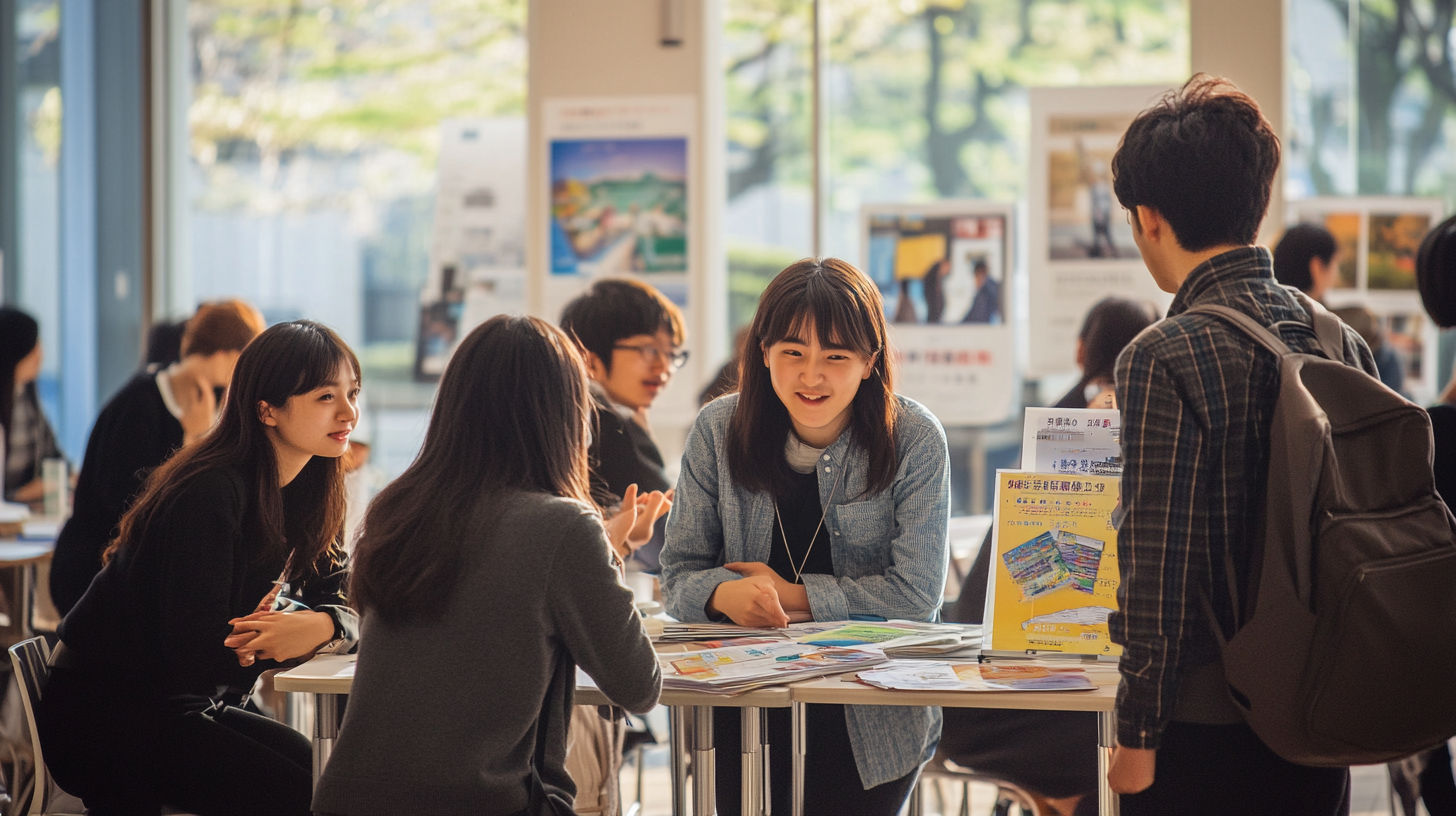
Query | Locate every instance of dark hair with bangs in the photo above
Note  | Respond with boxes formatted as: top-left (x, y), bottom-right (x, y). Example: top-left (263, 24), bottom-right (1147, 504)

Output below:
top-left (729, 258), bottom-right (899, 497)
top-left (1417, 213), bottom-right (1456, 327)
top-left (1112, 74), bottom-right (1281, 251)
top-left (350, 315), bottom-right (596, 624)
top-left (560, 278), bottom-right (687, 372)
top-left (106, 320), bottom-right (359, 581)
top-left (1273, 224), bottom-right (1338, 292)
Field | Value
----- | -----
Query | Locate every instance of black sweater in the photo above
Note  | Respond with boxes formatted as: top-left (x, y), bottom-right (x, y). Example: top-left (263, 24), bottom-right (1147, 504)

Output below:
top-left (51, 370), bottom-right (185, 616)
top-left (57, 465), bottom-right (355, 711)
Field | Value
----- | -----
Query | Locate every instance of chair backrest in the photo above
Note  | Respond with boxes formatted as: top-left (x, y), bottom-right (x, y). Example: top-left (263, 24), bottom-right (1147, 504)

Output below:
top-left (9, 637), bottom-right (51, 816)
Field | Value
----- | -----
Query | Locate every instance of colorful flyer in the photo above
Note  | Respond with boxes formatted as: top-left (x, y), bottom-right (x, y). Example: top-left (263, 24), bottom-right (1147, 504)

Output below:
top-left (983, 471), bottom-right (1122, 657)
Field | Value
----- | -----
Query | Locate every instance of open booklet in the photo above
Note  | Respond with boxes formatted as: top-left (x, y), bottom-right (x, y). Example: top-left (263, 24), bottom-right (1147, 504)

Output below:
top-left (854, 660), bottom-right (1097, 692)
top-left (661, 640), bottom-right (888, 695)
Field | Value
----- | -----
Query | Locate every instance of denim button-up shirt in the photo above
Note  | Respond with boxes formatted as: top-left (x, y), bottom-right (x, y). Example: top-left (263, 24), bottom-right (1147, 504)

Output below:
top-left (661, 393), bottom-right (950, 788)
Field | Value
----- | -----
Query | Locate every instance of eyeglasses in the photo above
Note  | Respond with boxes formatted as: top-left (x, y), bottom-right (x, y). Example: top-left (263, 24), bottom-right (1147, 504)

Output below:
top-left (615, 343), bottom-right (690, 370)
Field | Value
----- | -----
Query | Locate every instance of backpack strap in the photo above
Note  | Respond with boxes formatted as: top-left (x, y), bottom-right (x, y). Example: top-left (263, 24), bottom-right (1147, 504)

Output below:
top-left (1183, 304), bottom-right (1293, 358)
top-left (1287, 288), bottom-right (1347, 362)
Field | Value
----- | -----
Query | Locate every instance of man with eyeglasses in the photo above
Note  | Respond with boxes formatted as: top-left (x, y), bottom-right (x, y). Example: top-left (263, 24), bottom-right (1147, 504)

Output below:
top-left (560, 277), bottom-right (688, 571)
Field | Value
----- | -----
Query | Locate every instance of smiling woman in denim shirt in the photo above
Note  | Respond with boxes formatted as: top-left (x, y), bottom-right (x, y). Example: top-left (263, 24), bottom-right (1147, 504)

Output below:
top-left (661, 258), bottom-right (950, 816)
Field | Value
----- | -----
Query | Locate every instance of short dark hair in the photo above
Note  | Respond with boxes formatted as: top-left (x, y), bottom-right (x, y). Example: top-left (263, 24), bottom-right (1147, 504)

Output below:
top-left (1111, 74), bottom-right (1281, 252)
top-left (1272, 224), bottom-right (1338, 292)
top-left (559, 279), bottom-right (686, 372)
top-left (1417, 213), bottom-right (1456, 328)
top-left (1078, 297), bottom-right (1159, 386)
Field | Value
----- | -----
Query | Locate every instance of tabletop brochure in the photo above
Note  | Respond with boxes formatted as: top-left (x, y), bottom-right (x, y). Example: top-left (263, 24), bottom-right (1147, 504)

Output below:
top-left (982, 407), bottom-right (1124, 659)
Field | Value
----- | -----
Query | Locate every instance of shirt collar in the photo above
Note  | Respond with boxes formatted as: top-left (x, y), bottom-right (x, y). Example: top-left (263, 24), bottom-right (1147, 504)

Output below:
top-left (1167, 246), bottom-right (1274, 316)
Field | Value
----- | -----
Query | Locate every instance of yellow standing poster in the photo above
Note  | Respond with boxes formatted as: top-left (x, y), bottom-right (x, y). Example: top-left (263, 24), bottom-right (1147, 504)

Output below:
top-left (983, 471), bottom-right (1122, 657)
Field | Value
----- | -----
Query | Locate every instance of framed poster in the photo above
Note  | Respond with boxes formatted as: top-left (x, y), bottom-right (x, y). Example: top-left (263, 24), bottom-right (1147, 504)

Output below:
top-left (416, 118), bottom-right (528, 380)
top-left (1286, 197), bottom-right (1447, 402)
top-left (1027, 86), bottom-right (1174, 378)
top-left (861, 201), bottom-right (1017, 426)
top-left (541, 96), bottom-right (695, 322)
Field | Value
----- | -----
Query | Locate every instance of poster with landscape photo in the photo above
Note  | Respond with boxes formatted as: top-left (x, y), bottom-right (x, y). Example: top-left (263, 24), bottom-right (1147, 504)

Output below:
top-left (549, 137), bottom-right (688, 276)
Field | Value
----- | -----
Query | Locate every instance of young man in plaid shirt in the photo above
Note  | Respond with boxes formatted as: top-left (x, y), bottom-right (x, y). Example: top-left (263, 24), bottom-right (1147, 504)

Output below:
top-left (1104, 75), bottom-right (1376, 813)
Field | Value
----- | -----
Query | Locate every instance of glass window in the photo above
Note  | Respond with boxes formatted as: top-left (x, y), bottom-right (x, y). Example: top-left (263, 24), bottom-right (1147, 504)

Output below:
top-left (180, 0), bottom-right (526, 478)
top-left (14, 0), bottom-right (62, 422)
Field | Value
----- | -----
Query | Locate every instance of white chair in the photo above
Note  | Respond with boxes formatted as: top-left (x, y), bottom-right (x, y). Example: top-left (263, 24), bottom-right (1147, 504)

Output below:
top-left (914, 757), bottom-right (1040, 816)
top-left (7, 637), bottom-right (82, 816)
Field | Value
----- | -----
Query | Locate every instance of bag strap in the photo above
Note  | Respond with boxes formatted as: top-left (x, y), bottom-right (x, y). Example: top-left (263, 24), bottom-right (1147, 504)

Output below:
top-left (1184, 304), bottom-right (1294, 358)
top-left (1287, 288), bottom-right (1347, 362)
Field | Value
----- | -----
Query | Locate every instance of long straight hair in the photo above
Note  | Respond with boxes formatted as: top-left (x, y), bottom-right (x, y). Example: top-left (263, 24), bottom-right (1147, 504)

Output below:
top-left (106, 321), bottom-right (358, 581)
top-left (729, 258), bottom-right (899, 497)
top-left (350, 315), bottom-right (595, 624)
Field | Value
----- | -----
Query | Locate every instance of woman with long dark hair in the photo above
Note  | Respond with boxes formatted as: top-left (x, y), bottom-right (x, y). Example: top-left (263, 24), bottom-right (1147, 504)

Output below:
top-left (0, 306), bottom-right (67, 503)
top-left (1053, 296), bottom-right (1159, 409)
top-left (38, 320), bottom-right (362, 816)
top-left (660, 258), bottom-right (950, 816)
top-left (314, 315), bottom-right (662, 816)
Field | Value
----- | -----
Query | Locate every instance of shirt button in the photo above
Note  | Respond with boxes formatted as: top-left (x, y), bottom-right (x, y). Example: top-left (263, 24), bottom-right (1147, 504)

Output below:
top-left (824, 466), bottom-right (831, 472)
top-left (822, 454), bottom-right (830, 460)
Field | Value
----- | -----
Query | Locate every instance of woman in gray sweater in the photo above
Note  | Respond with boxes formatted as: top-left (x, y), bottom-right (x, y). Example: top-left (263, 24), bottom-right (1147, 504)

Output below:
top-left (314, 315), bottom-right (663, 816)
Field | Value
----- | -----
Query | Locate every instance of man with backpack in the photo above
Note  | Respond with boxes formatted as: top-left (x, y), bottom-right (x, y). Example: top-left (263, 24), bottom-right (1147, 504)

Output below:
top-left (1104, 75), bottom-right (1378, 813)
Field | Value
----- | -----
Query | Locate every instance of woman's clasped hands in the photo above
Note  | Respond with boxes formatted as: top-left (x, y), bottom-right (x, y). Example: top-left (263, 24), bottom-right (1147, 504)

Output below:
top-left (603, 483), bottom-right (672, 560)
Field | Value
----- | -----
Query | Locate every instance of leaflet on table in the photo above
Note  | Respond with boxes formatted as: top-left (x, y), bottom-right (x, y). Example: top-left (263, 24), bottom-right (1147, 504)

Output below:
top-left (855, 660), bottom-right (1096, 692)
top-left (661, 641), bottom-right (887, 694)
top-left (787, 621), bottom-right (965, 653)
top-left (1021, 407), bottom-right (1121, 476)
top-left (983, 471), bottom-right (1123, 657)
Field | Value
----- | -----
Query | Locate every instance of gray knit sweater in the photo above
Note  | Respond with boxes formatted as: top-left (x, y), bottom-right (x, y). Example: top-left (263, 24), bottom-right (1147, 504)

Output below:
top-left (313, 492), bottom-right (661, 815)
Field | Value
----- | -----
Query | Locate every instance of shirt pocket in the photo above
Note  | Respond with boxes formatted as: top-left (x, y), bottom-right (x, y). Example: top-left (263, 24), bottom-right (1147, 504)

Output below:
top-left (831, 497), bottom-right (896, 558)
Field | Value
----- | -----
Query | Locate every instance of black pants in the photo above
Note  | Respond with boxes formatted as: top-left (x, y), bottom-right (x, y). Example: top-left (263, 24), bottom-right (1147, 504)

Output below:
top-left (713, 704), bottom-right (919, 816)
top-left (37, 666), bottom-right (313, 816)
top-left (1120, 720), bottom-right (1350, 816)
top-left (938, 707), bottom-right (1098, 799)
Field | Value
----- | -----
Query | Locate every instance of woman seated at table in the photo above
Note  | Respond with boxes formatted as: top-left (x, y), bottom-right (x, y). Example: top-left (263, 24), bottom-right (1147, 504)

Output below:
top-left (314, 315), bottom-right (664, 816)
top-left (660, 258), bottom-right (950, 816)
top-left (37, 320), bottom-right (362, 816)
top-left (51, 299), bottom-right (266, 616)
top-left (0, 306), bottom-right (68, 505)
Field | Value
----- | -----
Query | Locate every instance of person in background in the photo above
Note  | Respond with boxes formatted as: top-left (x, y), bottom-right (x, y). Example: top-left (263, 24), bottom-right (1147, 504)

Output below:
top-left (962, 260), bottom-right (1002, 324)
top-left (145, 318), bottom-right (188, 367)
top-left (0, 306), bottom-right (67, 505)
top-left (1397, 211), bottom-right (1456, 816)
top-left (37, 321), bottom-right (361, 815)
top-left (560, 278), bottom-right (687, 573)
top-left (315, 315), bottom-right (662, 816)
top-left (50, 300), bottom-right (266, 616)
top-left (1105, 75), bottom-right (1373, 813)
top-left (661, 258), bottom-right (949, 816)
top-left (1275, 222), bottom-right (1405, 393)
top-left (1053, 297), bottom-right (1160, 409)
top-left (700, 327), bottom-right (750, 406)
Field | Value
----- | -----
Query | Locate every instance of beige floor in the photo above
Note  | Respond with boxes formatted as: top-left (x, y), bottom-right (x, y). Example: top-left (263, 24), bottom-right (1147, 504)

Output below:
top-left (617, 753), bottom-right (1411, 816)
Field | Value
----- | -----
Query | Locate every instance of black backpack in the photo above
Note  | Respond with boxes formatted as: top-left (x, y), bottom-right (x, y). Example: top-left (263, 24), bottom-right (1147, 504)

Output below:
top-left (1189, 298), bottom-right (1456, 767)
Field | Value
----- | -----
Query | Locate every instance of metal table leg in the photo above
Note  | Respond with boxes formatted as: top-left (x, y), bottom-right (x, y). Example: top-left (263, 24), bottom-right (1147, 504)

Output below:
top-left (671, 706), bottom-right (690, 816)
top-left (314, 692), bottom-right (338, 784)
top-left (791, 701), bottom-right (806, 816)
top-left (1097, 710), bottom-right (1119, 816)
top-left (741, 707), bottom-right (762, 816)
top-left (760, 708), bottom-right (772, 816)
top-left (693, 706), bottom-right (715, 816)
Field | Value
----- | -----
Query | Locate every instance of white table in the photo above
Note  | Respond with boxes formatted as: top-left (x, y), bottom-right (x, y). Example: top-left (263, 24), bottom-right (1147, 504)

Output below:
top-left (0, 538), bottom-right (58, 638)
top-left (789, 659), bottom-right (1122, 816)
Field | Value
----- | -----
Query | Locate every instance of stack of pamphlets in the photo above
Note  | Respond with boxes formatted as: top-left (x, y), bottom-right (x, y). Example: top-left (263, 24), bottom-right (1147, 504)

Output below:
top-left (786, 621), bottom-right (972, 657)
top-left (855, 660), bottom-right (1096, 692)
top-left (652, 622), bottom-right (789, 643)
top-left (661, 640), bottom-right (888, 695)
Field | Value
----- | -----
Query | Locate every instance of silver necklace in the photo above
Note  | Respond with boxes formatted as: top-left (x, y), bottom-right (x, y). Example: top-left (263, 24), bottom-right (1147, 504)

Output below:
top-left (773, 461), bottom-right (845, 584)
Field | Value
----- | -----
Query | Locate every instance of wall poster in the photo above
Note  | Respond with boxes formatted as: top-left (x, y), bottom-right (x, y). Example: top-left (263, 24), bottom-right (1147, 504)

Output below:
top-left (416, 118), bottom-right (528, 380)
top-left (861, 201), bottom-right (1017, 426)
top-left (1286, 197), bottom-right (1447, 403)
top-left (541, 96), bottom-right (695, 322)
top-left (1027, 85), bottom-right (1173, 378)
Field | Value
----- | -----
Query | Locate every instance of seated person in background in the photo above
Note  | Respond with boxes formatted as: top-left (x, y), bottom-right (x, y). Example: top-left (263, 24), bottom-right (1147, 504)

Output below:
top-left (700, 326), bottom-right (750, 406)
top-left (1400, 211), bottom-right (1456, 816)
top-left (1053, 296), bottom-right (1159, 409)
top-left (0, 306), bottom-right (68, 505)
top-left (144, 318), bottom-right (188, 366)
top-left (560, 278), bottom-right (687, 572)
top-left (315, 316), bottom-right (663, 816)
top-left (1275, 222), bottom-right (1405, 393)
top-left (37, 321), bottom-right (361, 816)
top-left (51, 299), bottom-right (265, 616)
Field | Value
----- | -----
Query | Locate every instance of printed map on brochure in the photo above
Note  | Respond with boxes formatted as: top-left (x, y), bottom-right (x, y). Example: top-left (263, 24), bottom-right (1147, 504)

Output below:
top-left (983, 471), bottom-right (1123, 657)
top-left (1021, 407), bottom-right (1121, 476)
top-left (856, 660), bottom-right (1096, 692)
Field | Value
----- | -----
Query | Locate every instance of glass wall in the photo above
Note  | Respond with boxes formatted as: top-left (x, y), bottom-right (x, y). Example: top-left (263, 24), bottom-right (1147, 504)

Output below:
top-left (179, 0), bottom-right (526, 477)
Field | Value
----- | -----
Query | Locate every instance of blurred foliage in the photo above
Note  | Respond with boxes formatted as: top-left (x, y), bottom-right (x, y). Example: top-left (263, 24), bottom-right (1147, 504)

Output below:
top-left (728, 243), bottom-right (804, 332)
top-left (724, 0), bottom-right (1189, 207)
top-left (189, 0), bottom-right (525, 212)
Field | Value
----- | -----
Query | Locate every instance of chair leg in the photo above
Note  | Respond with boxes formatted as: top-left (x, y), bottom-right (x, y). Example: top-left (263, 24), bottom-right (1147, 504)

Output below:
top-left (960, 779), bottom-right (971, 816)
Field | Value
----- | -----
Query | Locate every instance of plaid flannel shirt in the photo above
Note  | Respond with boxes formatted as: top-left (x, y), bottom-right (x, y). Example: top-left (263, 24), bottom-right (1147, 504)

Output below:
top-left (1109, 246), bottom-right (1377, 749)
